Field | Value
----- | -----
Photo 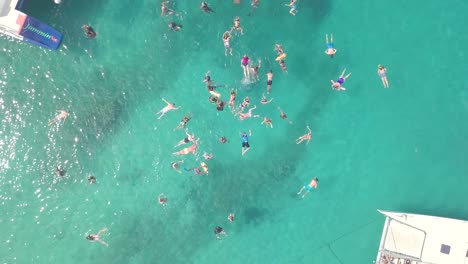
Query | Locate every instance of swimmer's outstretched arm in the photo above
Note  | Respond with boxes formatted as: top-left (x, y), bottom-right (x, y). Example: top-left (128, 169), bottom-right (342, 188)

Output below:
top-left (97, 227), bottom-right (108, 236)
top-left (162, 98), bottom-right (170, 104)
top-left (96, 239), bottom-right (108, 247)
top-left (306, 125), bottom-right (311, 134)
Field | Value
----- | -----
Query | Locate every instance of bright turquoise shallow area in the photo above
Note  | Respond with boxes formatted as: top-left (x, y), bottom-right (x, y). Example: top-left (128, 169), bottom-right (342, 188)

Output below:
top-left (1, 0), bottom-right (468, 263)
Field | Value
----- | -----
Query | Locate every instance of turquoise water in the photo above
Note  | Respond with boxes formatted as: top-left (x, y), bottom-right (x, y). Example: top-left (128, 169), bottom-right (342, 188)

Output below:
top-left (1, 0), bottom-right (468, 263)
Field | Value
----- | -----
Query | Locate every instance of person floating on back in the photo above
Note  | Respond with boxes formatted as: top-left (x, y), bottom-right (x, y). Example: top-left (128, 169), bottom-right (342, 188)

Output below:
top-left (324, 34), bottom-right (337, 58)
top-left (297, 177), bottom-right (318, 198)
top-left (240, 130), bottom-right (252, 155)
top-left (331, 68), bottom-right (351, 91)
top-left (285, 0), bottom-right (298, 16)
top-left (82, 25), bottom-right (96, 39)
top-left (48, 110), bottom-right (69, 126)
top-left (295, 125), bottom-right (312, 144)
top-left (86, 228), bottom-right (108, 247)
top-left (377, 64), bottom-right (389, 88)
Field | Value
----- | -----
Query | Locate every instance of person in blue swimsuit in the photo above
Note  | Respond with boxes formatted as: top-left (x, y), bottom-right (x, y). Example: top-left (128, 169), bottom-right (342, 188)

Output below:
top-left (240, 130), bottom-right (252, 156)
top-left (297, 177), bottom-right (318, 198)
top-left (331, 68), bottom-right (351, 91)
top-left (325, 34), bottom-right (337, 58)
top-left (285, 0), bottom-right (298, 16)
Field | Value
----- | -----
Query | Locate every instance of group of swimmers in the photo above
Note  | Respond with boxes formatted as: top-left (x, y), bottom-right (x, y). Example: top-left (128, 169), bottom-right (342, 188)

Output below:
top-left (63, 0), bottom-right (394, 245)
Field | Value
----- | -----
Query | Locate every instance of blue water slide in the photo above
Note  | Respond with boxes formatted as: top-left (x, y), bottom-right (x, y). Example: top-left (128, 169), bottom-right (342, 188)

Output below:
top-left (19, 15), bottom-right (62, 50)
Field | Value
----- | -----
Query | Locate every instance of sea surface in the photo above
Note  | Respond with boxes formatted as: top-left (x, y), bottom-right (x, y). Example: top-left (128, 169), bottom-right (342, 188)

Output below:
top-left (1, 0), bottom-right (467, 263)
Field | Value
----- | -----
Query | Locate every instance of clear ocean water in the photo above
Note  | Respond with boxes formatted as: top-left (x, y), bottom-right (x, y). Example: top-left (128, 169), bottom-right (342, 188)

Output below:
top-left (1, 0), bottom-right (468, 263)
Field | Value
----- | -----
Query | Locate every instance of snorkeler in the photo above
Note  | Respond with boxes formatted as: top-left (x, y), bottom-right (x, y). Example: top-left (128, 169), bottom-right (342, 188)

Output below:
top-left (325, 34), bottom-right (337, 58)
top-left (171, 160), bottom-right (184, 173)
top-left (86, 228), bottom-right (108, 247)
top-left (277, 107), bottom-right (292, 124)
top-left (238, 105), bottom-right (260, 121)
top-left (297, 177), bottom-right (318, 198)
top-left (223, 31), bottom-right (233, 56)
top-left (230, 17), bottom-right (244, 35)
top-left (260, 93), bottom-right (273, 105)
top-left (157, 98), bottom-right (179, 119)
top-left (174, 129), bottom-right (195, 147)
top-left (214, 226), bottom-right (227, 240)
top-left (377, 64), bottom-right (389, 88)
top-left (295, 125), bottom-right (312, 144)
top-left (240, 130), bottom-right (252, 156)
top-left (158, 193), bottom-right (168, 205)
top-left (261, 117), bottom-right (273, 128)
top-left (81, 25), bottom-right (96, 39)
top-left (48, 110), bottom-right (69, 126)
top-left (331, 68), bottom-right (351, 91)
top-left (168, 21), bottom-right (182, 31)
top-left (200, 1), bottom-right (213, 13)
top-left (266, 70), bottom-right (274, 93)
top-left (161, 1), bottom-right (174, 16)
top-left (173, 138), bottom-right (200, 155)
top-left (176, 114), bottom-right (191, 129)
top-left (285, 0), bottom-right (298, 16)
top-left (241, 55), bottom-right (250, 79)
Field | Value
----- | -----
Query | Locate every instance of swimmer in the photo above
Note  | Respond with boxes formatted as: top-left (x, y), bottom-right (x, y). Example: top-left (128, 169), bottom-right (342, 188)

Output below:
top-left (239, 96), bottom-right (250, 111)
top-left (241, 55), bottom-right (250, 79)
top-left (260, 93), bottom-right (273, 105)
top-left (88, 175), bottom-right (96, 184)
top-left (240, 130), bottom-right (252, 155)
top-left (173, 138), bottom-right (200, 156)
top-left (157, 98), bottom-right (179, 119)
top-left (200, 1), bottom-right (213, 13)
top-left (248, 0), bottom-right (260, 16)
top-left (277, 107), bottom-right (292, 124)
top-left (81, 25), bottom-right (96, 39)
top-left (174, 129), bottom-right (195, 147)
top-left (250, 59), bottom-right (261, 82)
top-left (219, 136), bottom-right (228, 144)
top-left (230, 17), bottom-right (244, 35)
top-left (48, 110), bottom-right (69, 126)
top-left (285, 0), bottom-right (298, 16)
top-left (261, 117), bottom-right (273, 128)
top-left (223, 31), bottom-right (233, 56)
top-left (214, 226), bottom-right (227, 240)
top-left (204, 71), bottom-right (214, 85)
top-left (279, 60), bottom-right (288, 73)
top-left (274, 44), bottom-right (284, 55)
top-left (171, 160), bottom-right (184, 173)
top-left (185, 166), bottom-right (203, 175)
top-left (158, 193), bottom-right (168, 205)
top-left (168, 22), bottom-right (182, 31)
top-left (331, 68), bottom-right (351, 91)
top-left (216, 99), bottom-right (226, 111)
top-left (228, 89), bottom-right (237, 108)
top-left (228, 213), bottom-right (235, 222)
top-left (161, 1), bottom-right (174, 16)
top-left (297, 177), bottom-right (318, 198)
top-left (377, 64), bottom-right (389, 88)
top-left (176, 113), bottom-right (191, 129)
top-left (86, 228), bottom-right (108, 247)
top-left (55, 166), bottom-right (66, 177)
top-left (266, 70), bottom-right (274, 93)
top-left (295, 125), bottom-right (312, 145)
top-left (324, 34), bottom-right (337, 58)
top-left (238, 105), bottom-right (260, 121)
top-left (203, 152), bottom-right (213, 160)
